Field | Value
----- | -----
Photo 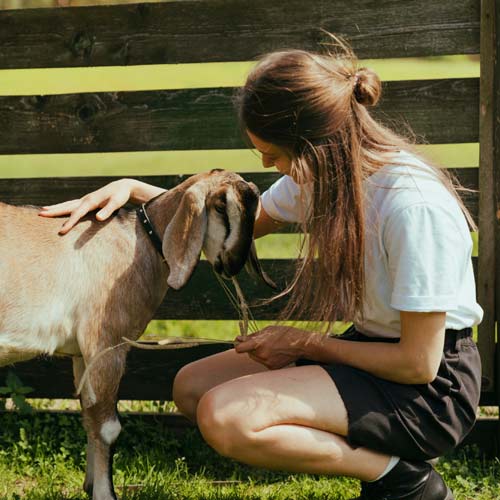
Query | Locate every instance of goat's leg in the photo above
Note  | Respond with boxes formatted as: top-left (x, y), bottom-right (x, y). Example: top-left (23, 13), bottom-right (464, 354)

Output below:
top-left (84, 401), bottom-right (121, 500)
top-left (73, 356), bottom-right (98, 496)
top-left (81, 347), bottom-right (127, 500)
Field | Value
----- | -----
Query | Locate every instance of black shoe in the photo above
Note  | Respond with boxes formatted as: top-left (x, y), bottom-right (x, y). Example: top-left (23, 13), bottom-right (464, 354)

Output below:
top-left (352, 459), bottom-right (454, 499)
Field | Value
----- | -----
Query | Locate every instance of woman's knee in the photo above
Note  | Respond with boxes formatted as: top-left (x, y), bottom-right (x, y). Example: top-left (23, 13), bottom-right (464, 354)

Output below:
top-left (172, 363), bottom-right (203, 421)
top-left (197, 388), bottom-right (252, 458)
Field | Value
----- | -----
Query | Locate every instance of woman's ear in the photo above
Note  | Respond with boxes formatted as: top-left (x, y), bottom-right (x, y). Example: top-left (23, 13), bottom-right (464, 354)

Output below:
top-left (162, 186), bottom-right (207, 289)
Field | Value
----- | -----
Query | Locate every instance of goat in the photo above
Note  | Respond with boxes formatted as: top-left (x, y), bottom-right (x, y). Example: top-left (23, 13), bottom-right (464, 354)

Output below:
top-left (0, 169), bottom-right (271, 500)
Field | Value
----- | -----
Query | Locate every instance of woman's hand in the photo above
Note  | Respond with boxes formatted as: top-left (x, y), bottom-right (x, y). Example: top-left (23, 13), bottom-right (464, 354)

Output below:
top-left (39, 178), bottom-right (166, 235)
top-left (234, 325), bottom-right (321, 370)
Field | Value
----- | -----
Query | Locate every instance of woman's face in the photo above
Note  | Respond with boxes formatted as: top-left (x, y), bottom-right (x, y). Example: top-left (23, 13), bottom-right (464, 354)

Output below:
top-left (247, 130), bottom-right (293, 177)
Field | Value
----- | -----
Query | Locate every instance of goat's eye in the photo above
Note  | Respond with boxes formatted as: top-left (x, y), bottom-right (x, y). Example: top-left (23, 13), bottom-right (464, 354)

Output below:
top-left (214, 204), bottom-right (226, 214)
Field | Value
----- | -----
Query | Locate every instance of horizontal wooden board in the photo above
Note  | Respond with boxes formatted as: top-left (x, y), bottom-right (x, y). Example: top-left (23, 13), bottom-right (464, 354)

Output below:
top-left (0, 168), bottom-right (479, 224)
top-left (0, 256), bottom-right (477, 322)
top-left (0, 79), bottom-right (479, 154)
top-left (0, 343), bottom-right (231, 400)
top-left (0, 342), bottom-right (492, 404)
top-left (154, 257), bottom-right (478, 320)
top-left (0, 0), bottom-right (480, 70)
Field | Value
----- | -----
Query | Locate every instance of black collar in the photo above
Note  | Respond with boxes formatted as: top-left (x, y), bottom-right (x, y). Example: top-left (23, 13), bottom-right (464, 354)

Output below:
top-left (137, 204), bottom-right (165, 260)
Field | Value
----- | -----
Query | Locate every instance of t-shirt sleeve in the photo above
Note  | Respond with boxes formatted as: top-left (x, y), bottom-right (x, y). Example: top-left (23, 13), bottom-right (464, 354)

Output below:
top-left (383, 202), bottom-right (470, 312)
top-left (260, 175), bottom-right (310, 223)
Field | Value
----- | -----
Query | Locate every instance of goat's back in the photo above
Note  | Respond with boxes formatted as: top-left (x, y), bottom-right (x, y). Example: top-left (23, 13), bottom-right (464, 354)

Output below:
top-left (0, 203), bottom-right (167, 361)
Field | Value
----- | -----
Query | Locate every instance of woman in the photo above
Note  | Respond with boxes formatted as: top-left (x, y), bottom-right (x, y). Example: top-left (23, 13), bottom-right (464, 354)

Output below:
top-left (40, 43), bottom-right (482, 500)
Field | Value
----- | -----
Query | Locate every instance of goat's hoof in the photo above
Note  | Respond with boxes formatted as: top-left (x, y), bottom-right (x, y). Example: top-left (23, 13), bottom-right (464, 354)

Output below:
top-left (83, 480), bottom-right (93, 497)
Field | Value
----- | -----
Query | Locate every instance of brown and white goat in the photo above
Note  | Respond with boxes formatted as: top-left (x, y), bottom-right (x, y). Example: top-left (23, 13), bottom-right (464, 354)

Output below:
top-left (0, 169), bottom-right (269, 500)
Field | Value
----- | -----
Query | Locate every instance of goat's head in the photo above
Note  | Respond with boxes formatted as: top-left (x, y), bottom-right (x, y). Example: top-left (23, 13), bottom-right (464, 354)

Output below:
top-left (162, 169), bottom-right (274, 290)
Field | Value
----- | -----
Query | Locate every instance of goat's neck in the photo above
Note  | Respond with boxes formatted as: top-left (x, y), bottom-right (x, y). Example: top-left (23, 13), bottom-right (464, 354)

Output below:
top-left (143, 181), bottom-right (194, 236)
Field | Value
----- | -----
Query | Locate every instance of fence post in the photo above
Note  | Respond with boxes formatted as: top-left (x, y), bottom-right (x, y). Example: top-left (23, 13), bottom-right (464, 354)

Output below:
top-left (478, 0), bottom-right (496, 393)
top-left (490, 0), bottom-right (500, 408)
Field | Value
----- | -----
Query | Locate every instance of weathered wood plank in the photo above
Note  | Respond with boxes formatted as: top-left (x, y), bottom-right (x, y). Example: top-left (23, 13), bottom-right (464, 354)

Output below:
top-left (477, 0), bottom-right (497, 393)
top-left (0, 0), bottom-right (480, 70)
top-left (0, 257), bottom-right (475, 322)
top-left (156, 259), bottom-right (290, 320)
top-left (0, 168), bottom-right (479, 224)
top-left (0, 338), bottom-right (491, 406)
top-left (492, 0), bottom-right (500, 405)
top-left (455, 417), bottom-right (500, 457)
top-left (432, 418), bottom-right (500, 457)
top-left (0, 79), bottom-right (479, 154)
top-left (0, 337), bottom-right (489, 402)
top-left (0, 343), bottom-right (232, 400)
top-left (153, 257), bottom-right (478, 320)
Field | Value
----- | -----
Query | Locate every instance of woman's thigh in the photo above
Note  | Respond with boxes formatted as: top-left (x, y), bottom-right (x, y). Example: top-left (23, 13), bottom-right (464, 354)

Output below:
top-left (197, 364), bottom-right (348, 438)
top-left (172, 348), bottom-right (270, 416)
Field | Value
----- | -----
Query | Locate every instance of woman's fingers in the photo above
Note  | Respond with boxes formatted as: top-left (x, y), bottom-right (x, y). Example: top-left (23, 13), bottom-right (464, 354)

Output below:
top-left (58, 201), bottom-right (96, 234)
top-left (37, 180), bottom-right (133, 234)
top-left (234, 336), bottom-right (257, 353)
top-left (95, 192), bottom-right (129, 221)
top-left (39, 199), bottom-right (81, 216)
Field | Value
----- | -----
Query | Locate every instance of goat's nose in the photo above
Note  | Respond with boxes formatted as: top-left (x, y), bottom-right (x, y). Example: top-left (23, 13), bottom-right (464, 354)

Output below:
top-left (214, 258), bottom-right (232, 279)
top-left (213, 258), bottom-right (224, 275)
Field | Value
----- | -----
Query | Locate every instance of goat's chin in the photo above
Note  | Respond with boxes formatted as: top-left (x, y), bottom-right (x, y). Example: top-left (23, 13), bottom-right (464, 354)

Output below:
top-left (211, 255), bottom-right (244, 280)
top-left (211, 257), bottom-right (229, 279)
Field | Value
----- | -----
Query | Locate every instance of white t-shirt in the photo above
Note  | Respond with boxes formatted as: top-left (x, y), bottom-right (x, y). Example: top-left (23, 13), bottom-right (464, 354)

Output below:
top-left (260, 152), bottom-right (483, 338)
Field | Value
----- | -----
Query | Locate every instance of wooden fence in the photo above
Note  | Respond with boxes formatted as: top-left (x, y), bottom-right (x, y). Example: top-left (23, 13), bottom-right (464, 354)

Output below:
top-left (0, 0), bottom-right (498, 454)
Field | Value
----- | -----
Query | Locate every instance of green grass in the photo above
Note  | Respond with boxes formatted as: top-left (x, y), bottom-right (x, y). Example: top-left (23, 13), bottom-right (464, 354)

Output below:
top-left (0, 411), bottom-right (498, 500)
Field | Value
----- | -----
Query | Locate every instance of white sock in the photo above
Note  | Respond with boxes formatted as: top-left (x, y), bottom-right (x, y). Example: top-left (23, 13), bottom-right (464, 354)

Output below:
top-left (369, 456), bottom-right (400, 482)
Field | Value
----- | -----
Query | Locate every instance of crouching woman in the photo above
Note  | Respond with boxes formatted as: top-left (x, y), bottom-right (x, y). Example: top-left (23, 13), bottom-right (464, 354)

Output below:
top-left (172, 46), bottom-right (482, 500)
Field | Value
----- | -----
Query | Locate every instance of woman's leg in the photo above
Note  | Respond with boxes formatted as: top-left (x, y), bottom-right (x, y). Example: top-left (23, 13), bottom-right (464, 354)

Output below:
top-left (195, 364), bottom-right (392, 481)
top-left (172, 348), bottom-right (270, 422)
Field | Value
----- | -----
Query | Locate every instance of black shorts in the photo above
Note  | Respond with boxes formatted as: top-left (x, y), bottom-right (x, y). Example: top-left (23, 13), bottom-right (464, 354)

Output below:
top-left (296, 326), bottom-right (481, 460)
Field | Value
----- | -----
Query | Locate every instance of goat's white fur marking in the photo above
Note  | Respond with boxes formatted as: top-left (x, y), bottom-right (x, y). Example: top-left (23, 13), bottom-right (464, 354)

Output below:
top-left (223, 188), bottom-right (242, 251)
top-left (100, 418), bottom-right (121, 445)
top-left (0, 294), bottom-right (81, 359)
top-left (204, 209), bottom-right (229, 264)
top-left (203, 186), bottom-right (242, 269)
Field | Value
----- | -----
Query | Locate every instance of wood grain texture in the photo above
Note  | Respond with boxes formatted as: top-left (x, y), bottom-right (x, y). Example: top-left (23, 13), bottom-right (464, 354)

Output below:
top-left (0, 344), bottom-right (231, 400)
top-left (0, 257), bottom-right (477, 321)
top-left (0, 168), bottom-right (479, 224)
top-left (155, 257), bottom-right (478, 320)
top-left (0, 78), bottom-right (479, 154)
top-left (477, 0), bottom-right (497, 393)
top-left (0, 339), bottom-right (491, 403)
top-left (0, 0), bottom-right (480, 70)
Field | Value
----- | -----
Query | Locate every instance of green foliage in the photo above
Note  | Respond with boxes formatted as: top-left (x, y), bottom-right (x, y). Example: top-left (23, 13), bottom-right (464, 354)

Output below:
top-left (0, 370), bottom-right (34, 414)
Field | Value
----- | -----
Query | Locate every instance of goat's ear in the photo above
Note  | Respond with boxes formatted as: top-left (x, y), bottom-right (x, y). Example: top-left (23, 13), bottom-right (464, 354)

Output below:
top-left (162, 186), bottom-right (207, 290)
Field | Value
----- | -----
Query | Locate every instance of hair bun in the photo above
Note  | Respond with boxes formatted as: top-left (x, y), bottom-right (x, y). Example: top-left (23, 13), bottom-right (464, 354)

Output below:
top-left (353, 67), bottom-right (381, 106)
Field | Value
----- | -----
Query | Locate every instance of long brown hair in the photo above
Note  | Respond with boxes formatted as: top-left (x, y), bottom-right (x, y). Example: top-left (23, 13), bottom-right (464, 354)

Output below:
top-left (236, 39), bottom-right (474, 329)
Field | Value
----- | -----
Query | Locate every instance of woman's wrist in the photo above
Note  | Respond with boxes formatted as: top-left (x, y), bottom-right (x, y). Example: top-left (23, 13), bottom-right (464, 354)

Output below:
top-left (300, 331), bottom-right (329, 360)
top-left (125, 179), bottom-right (167, 205)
